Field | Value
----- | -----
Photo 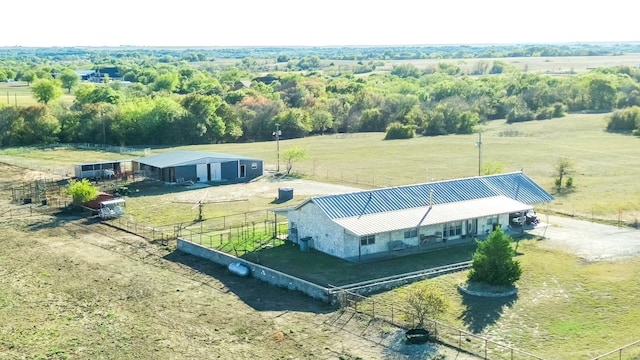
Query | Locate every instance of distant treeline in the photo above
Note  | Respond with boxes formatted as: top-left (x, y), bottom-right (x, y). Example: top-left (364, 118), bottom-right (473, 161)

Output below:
top-left (1, 44), bottom-right (640, 147)
top-left (1, 42), bottom-right (640, 61)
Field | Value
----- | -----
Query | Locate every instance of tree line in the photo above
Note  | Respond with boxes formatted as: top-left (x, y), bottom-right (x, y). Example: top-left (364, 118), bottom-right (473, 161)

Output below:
top-left (1, 51), bottom-right (640, 147)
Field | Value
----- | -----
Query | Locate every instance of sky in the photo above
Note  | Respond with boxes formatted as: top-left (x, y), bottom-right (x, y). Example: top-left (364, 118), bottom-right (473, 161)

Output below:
top-left (2, 0), bottom-right (638, 47)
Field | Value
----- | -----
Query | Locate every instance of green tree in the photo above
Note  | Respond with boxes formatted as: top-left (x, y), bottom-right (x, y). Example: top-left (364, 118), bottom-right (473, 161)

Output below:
top-left (588, 76), bottom-right (617, 111)
top-left (31, 79), bottom-right (63, 105)
top-left (283, 147), bottom-right (307, 175)
top-left (554, 157), bottom-right (574, 190)
top-left (468, 228), bottom-right (522, 287)
top-left (481, 160), bottom-right (505, 175)
top-left (152, 72), bottom-right (180, 92)
top-left (390, 64), bottom-right (421, 78)
top-left (19, 105), bottom-right (60, 144)
top-left (21, 70), bottom-right (36, 85)
top-left (274, 108), bottom-right (311, 139)
top-left (66, 179), bottom-right (99, 204)
top-left (401, 282), bottom-right (450, 327)
top-left (310, 110), bottom-right (333, 135)
top-left (181, 94), bottom-right (225, 144)
top-left (58, 69), bottom-right (80, 93)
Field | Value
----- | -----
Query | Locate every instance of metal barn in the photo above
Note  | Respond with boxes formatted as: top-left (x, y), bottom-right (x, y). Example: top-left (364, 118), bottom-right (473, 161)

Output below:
top-left (133, 151), bottom-right (263, 184)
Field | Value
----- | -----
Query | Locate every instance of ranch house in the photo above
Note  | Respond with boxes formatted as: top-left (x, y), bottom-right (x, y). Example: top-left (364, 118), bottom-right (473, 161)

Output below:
top-left (285, 172), bottom-right (553, 262)
top-left (133, 151), bottom-right (263, 184)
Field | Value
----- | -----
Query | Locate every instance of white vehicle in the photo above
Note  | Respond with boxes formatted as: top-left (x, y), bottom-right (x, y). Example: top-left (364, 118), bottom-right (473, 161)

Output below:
top-left (99, 199), bottom-right (126, 220)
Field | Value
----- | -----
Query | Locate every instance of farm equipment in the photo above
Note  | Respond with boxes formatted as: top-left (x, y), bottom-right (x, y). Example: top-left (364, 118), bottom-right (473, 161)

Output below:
top-left (99, 198), bottom-right (126, 220)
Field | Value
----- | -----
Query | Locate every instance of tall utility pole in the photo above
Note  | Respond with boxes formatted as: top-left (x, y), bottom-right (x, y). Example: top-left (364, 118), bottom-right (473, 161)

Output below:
top-left (476, 132), bottom-right (482, 176)
top-left (102, 112), bottom-right (106, 146)
top-left (273, 123), bottom-right (281, 172)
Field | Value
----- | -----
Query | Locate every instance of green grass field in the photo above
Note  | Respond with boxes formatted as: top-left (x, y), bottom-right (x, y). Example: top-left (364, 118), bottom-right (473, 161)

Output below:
top-left (2, 112), bottom-right (640, 358)
top-left (365, 239), bottom-right (640, 359)
top-left (177, 112), bottom-right (640, 225)
top-left (0, 81), bottom-right (74, 107)
top-left (1, 112), bottom-right (639, 225)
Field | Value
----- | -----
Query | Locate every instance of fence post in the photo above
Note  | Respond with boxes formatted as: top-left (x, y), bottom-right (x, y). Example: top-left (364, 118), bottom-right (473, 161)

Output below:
top-left (485, 339), bottom-right (488, 359)
top-left (372, 300), bottom-right (375, 319)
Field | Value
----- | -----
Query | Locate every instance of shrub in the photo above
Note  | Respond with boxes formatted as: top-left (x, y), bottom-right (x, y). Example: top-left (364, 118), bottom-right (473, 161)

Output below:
top-left (468, 228), bottom-right (522, 287)
top-left (607, 106), bottom-right (640, 132)
top-left (65, 179), bottom-right (99, 204)
top-left (384, 122), bottom-right (416, 140)
top-left (566, 177), bottom-right (573, 188)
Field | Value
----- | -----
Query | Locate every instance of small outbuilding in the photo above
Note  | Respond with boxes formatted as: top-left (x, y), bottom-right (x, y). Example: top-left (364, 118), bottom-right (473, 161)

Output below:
top-left (133, 151), bottom-right (263, 184)
top-left (74, 160), bottom-right (133, 180)
top-left (285, 172), bottom-right (553, 262)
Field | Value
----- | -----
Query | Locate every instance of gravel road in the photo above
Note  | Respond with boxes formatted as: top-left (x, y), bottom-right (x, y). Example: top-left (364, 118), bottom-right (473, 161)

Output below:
top-left (530, 214), bottom-right (640, 261)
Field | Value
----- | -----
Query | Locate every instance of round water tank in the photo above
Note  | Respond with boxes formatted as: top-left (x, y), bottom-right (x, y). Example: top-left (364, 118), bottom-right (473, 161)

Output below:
top-left (228, 262), bottom-right (250, 277)
top-left (278, 187), bottom-right (294, 201)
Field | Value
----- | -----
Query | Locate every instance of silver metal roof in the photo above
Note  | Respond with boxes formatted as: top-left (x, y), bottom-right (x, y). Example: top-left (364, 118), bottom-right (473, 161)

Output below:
top-left (335, 196), bottom-right (532, 236)
top-left (135, 151), bottom-right (261, 168)
top-left (302, 172), bottom-right (552, 220)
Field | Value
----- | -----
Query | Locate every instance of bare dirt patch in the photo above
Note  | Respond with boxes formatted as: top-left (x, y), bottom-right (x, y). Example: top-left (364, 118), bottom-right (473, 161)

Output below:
top-left (0, 211), bottom-right (469, 359)
top-left (175, 176), bottom-right (365, 204)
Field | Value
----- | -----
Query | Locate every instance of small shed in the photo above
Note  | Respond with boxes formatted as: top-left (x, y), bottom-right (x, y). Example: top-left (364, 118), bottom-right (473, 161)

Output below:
top-left (133, 151), bottom-right (263, 184)
top-left (74, 160), bottom-right (132, 179)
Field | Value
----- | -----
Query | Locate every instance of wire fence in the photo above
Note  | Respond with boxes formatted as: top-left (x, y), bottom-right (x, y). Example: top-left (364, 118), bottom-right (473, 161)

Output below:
top-left (591, 340), bottom-right (640, 360)
top-left (334, 289), bottom-right (544, 360)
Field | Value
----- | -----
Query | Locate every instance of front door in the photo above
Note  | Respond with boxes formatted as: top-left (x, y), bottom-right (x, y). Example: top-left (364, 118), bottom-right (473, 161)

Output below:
top-left (196, 164), bottom-right (207, 183)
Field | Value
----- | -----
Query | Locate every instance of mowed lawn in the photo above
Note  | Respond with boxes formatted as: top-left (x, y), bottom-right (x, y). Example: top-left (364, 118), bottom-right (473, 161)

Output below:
top-left (368, 239), bottom-right (640, 359)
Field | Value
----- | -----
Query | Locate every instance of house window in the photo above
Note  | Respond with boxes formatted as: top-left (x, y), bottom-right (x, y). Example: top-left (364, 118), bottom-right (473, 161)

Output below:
top-left (404, 229), bottom-right (418, 239)
top-left (486, 215), bottom-right (499, 226)
top-left (360, 235), bottom-right (375, 246)
top-left (251, 162), bottom-right (258, 170)
top-left (239, 164), bottom-right (246, 178)
top-left (443, 222), bottom-right (462, 237)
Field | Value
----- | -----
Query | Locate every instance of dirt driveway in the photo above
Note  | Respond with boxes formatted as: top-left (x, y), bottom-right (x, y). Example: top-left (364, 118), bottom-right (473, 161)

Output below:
top-left (530, 214), bottom-right (640, 261)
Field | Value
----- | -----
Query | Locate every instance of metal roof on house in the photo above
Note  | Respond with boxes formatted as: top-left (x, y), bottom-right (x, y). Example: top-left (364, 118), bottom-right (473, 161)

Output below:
top-left (301, 172), bottom-right (553, 220)
top-left (335, 196), bottom-right (533, 236)
top-left (135, 151), bottom-right (261, 168)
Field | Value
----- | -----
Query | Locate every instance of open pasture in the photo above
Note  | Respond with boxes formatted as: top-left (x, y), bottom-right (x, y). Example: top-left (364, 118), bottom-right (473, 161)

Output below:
top-left (0, 81), bottom-right (74, 107)
top-left (2, 113), bottom-right (640, 358)
top-left (168, 112), bottom-right (640, 226)
top-left (1, 112), bottom-right (639, 225)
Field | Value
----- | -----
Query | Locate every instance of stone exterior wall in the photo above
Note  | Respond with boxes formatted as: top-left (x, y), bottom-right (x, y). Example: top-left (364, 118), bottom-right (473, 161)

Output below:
top-left (177, 238), bottom-right (330, 302)
top-left (291, 202), bottom-right (346, 258)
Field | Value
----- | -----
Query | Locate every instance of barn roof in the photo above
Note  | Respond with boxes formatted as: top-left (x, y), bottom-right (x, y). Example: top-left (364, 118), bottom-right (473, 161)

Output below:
top-left (298, 172), bottom-right (552, 220)
top-left (335, 196), bottom-right (533, 236)
top-left (135, 151), bottom-right (261, 168)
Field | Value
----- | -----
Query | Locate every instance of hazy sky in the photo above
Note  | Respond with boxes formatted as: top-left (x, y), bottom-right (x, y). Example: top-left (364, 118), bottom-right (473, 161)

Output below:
top-left (3, 0), bottom-right (638, 47)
